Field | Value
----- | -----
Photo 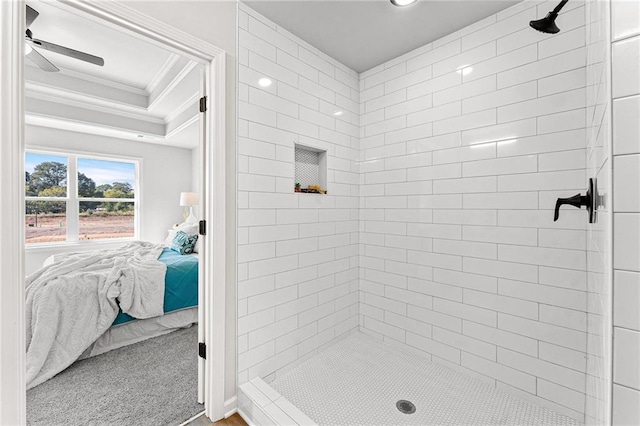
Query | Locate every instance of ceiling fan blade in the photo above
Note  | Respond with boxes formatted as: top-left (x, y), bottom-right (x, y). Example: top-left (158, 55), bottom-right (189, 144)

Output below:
top-left (30, 38), bottom-right (104, 67)
top-left (26, 47), bottom-right (59, 72)
top-left (26, 5), bottom-right (39, 29)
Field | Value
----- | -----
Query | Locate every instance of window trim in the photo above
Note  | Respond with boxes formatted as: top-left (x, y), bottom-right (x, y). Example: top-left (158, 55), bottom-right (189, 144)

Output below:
top-left (25, 149), bottom-right (140, 247)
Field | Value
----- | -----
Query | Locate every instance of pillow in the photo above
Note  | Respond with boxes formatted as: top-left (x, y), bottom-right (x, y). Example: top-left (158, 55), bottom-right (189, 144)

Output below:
top-left (170, 230), bottom-right (199, 255)
top-left (164, 223), bottom-right (200, 251)
top-left (176, 223), bottom-right (200, 253)
top-left (177, 223), bottom-right (198, 234)
top-left (164, 230), bottom-right (177, 247)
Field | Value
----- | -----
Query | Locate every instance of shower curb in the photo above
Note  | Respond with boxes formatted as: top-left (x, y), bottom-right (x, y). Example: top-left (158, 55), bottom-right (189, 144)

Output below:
top-left (238, 377), bottom-right (317, 426)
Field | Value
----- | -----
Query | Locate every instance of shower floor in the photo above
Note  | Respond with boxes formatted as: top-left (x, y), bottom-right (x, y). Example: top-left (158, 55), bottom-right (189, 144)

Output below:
top-left (269, 333), bottom-right (580, 426)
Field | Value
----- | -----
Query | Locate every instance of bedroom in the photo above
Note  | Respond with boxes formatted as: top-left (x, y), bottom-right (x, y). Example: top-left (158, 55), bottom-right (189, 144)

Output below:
top-left (22, 1), bottom-right (207, 424)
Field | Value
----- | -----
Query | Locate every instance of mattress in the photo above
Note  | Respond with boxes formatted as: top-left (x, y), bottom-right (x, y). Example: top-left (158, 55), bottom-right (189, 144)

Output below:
top-left (112, 248), bottom-right (199, 326)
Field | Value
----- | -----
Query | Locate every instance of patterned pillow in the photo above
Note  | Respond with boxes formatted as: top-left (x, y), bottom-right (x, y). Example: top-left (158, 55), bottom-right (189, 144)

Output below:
top-left (177, 223), bottom-right (199, 253)
top-left (170, 230), bottom-right (198, 255)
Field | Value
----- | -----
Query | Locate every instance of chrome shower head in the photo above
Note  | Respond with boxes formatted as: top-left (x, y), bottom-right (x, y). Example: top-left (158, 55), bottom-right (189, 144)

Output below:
top-left (529, 0), bottom-right (568, 34)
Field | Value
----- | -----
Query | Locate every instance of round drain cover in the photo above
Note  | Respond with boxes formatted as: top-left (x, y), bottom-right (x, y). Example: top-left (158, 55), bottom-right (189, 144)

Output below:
top-left (396, 400), bottom-right (416, 414)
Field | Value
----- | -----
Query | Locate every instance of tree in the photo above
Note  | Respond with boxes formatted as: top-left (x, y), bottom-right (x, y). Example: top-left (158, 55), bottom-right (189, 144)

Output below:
top-left (102, 187), bottom-right (132, 211)
top-left (103, 188), bottom-right (127, 199)
top-left (94, 184), bottom-right (112, 198)
top-left (78, 173), bottom-right (98, 212)
top-left (77, 172), bottom-right (96, 197)
top-left (38, 187), bottom-right (66, 198)
top-left (29, 162), bottom-right (67, 194)
top-left (36, 186), bottom-right (66, 214)
top-left (25, 171), bottom-right (37, 196)
top-left (111, 182), bottom-right (134, 198)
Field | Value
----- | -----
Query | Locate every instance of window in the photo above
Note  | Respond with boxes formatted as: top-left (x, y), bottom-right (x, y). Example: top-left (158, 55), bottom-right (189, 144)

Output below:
top-left (25, 151), bottom-right (137, 244)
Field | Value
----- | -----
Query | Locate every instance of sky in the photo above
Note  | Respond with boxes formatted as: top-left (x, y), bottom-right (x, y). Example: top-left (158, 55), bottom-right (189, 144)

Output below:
top-left (25, 153), bottom-right (135, 187)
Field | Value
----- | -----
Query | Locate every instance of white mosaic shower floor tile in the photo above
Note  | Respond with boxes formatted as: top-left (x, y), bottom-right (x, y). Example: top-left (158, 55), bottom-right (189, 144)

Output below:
top-left (270, 333), bottom-right (581, 426)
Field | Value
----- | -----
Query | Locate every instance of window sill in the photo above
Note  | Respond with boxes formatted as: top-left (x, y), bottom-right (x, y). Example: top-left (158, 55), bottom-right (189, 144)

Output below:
top-left (25, 238), bottom-right (136, 253)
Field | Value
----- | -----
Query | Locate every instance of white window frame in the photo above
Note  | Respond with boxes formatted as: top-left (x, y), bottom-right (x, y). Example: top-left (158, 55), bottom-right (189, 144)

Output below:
top-left (25, 149), bottom-right (140, 246)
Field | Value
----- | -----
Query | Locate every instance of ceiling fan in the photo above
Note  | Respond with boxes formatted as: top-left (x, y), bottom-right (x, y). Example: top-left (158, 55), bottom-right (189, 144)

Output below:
top-left (25, 4), bottom-right (104, 72)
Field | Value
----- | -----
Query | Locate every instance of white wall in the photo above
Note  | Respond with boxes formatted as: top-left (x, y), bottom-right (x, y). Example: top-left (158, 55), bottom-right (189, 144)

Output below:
top-left (358, 0), bottom-right (589, 421)
top-left (610, 0), bottom-right (640, 423)
top-left (236, 3), bottom-right (360, 386)
top-left (24, 125), bottom-right (192, 274)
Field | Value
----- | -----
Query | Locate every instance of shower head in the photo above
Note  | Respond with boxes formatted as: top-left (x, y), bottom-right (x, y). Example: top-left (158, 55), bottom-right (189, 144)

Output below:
top-left (529, 0), bottom-right (568, 34)
top-left (530, 12), bottom-right (561, 34)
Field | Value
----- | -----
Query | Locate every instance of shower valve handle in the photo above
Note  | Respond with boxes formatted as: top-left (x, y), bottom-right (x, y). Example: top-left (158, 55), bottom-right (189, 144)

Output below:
top-left (553, 178), bottom-right (595, 223)
top-left (554, 194), bottom-right (588, 221)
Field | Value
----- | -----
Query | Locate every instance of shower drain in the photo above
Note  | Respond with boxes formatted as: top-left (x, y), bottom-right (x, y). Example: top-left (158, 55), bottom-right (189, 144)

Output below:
top-left (396, 400), bottom-right (416, 414)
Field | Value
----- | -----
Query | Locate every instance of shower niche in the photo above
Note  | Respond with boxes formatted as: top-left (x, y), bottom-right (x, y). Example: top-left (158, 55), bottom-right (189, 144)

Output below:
top-left (294, 143), bottom-right (327, 194)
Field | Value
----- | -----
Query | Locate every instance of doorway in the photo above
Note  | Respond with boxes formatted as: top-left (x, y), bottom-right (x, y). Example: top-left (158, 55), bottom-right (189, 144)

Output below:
top-left (0, 0), bottom-right (227, 423)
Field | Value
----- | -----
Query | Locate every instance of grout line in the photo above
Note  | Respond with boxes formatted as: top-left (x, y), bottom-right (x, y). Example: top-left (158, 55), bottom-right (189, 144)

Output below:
top-left (611, 32), bottom-right (640, 45)
top-left (611, 381), bottom-right (640, 393)
top-left (612, 325), bottom-right (640, 333)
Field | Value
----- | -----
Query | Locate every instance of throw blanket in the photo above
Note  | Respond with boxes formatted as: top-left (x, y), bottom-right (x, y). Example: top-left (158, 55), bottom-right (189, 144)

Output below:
top-left (25, 241), bottom-right (167, 390)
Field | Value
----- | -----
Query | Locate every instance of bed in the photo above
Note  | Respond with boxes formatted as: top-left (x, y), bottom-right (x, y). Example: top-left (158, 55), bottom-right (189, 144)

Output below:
top-left (25, 241), bottom-right (199, 389)
top-left (79, 247), bottom-right (199, 359)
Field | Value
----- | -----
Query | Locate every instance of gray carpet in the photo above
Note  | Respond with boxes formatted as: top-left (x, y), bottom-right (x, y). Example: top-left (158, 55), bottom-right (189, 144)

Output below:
top-left (27, 325), bottom-right (203, 426)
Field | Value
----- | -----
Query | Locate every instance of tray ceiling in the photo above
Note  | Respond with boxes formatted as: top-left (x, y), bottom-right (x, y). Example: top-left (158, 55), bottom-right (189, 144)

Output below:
top-left (24, 0), bottom-right (202, 149)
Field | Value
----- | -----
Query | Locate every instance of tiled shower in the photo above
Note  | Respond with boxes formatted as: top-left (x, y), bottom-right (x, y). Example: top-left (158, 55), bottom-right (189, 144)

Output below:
top-left (236, 0), bottom-right (640, 424)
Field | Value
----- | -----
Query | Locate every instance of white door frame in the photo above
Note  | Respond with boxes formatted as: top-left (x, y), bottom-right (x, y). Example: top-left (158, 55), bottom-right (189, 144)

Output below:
top-left (0, 0), bottom-right (227, 423)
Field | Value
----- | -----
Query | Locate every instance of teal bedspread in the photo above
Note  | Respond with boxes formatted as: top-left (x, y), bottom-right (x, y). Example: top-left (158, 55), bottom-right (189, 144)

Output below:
top-left (112, 248), bottom-right (198, 326)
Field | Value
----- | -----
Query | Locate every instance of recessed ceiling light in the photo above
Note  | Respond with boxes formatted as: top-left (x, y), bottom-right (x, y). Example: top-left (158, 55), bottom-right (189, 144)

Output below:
top-left (25, 43), bottom-right (32, 55)
top-left (333, 111), bottom-right (343, 116)
top-left (390, 0), bottom-right (417, 6)
top-left (258, 78), bottom-right (272, 87)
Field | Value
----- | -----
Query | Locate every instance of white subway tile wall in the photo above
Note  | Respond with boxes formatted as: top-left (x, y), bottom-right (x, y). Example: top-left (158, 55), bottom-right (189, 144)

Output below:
top-left (237, 4), bottom-right (360, 386)
top-left (236, 1), bottom-right (639, 425)
top-left (358, 1), bottom-right (589, 422)
top-left (610, 0), bottom-right (640, 424)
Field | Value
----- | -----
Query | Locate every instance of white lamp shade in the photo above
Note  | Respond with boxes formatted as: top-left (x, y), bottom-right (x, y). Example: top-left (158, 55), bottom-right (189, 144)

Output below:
top-left (180, 192), bottom-right (198, 207)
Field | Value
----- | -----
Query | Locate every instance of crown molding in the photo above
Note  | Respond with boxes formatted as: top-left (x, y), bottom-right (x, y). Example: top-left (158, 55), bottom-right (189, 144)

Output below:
top-left (26, 91), bottom-right (164, 123)
top-left (26, 95), bottom-right (165, 137)
top-left (148, 59), bottom-right (199, 112)
top-left (26, 56), bottom-right (200, 128)
top-left (145, 52), bottom-right (181, 95)
top-left (41, 64), bottom-right (148, 96)
top-left (166, 101), bottom-right (199, 139)
top-left (25, 64), bottom-right (148, 107)
top-left (164, 92), bottom-right (199, 124)
top-left (25, 116), bottom-right (163, 143)
top-left (26, 81), bottom-right (150, 116)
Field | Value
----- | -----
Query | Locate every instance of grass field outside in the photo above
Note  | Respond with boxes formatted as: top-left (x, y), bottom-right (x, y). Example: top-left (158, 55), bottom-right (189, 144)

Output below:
top-left (25, 213), bottom-right (134, 243)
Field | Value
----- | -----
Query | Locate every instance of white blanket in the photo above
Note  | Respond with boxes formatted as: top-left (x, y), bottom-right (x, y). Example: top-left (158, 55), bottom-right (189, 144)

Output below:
top-left (25, 241), bottom-right (167, 389)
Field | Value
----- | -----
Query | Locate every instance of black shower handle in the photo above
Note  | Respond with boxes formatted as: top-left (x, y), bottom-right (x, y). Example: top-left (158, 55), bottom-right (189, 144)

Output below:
top-left (554, 194), bottom-right (588, 221)
top-left (553, 178), bottom-right (595, 222)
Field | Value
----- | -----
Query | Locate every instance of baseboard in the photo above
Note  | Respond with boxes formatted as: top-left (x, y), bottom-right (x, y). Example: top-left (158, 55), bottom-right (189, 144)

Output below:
top-left (237, 408), bottom-right (256, 426)
top-left (224, 396), bottom-right (237, 418)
